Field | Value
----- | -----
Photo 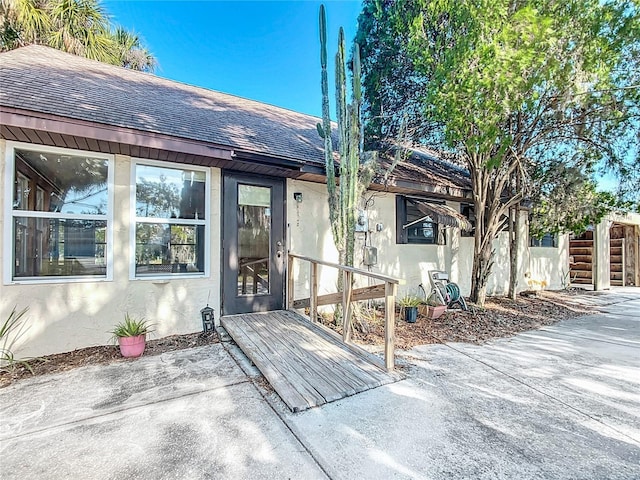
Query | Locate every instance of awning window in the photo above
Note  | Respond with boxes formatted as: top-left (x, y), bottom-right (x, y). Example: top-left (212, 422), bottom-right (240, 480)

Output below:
top-left (404, 200), bottom-right (473, 232)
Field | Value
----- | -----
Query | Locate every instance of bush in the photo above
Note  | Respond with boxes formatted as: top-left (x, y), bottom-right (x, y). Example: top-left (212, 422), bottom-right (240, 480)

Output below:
top-left (0, 306), bottom-right (31, 373)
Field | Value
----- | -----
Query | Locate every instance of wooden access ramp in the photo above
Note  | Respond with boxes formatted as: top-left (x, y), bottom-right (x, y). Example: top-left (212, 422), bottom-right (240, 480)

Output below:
top-left (221, 310), bottom-right (404, 412)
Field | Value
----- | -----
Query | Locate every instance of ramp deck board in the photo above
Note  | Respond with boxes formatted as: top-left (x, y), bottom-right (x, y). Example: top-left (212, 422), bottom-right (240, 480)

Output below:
top-left (221, 310), bottom-right (403, 412)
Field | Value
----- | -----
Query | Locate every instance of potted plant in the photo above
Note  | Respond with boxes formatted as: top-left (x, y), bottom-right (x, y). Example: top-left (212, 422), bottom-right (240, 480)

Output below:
top-left (398, 295), bottom-right (422, 323)
top-left (111, 314), bottom-right (153, 358)
top-left (421, 295), bottom-right (447, 320)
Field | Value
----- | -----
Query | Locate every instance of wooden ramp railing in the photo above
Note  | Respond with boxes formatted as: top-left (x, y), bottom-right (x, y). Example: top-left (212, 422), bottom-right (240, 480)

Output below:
top-left (287, 253), bottom-right (402, 371)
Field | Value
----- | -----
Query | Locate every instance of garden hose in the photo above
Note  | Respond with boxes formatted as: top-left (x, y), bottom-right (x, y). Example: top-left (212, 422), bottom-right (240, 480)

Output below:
top-left (446, 282), bottom-right (461, 302)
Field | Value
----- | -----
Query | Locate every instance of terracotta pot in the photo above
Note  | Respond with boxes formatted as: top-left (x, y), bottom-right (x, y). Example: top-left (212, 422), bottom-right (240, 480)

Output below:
top-left (118, 334), bottom-right (146, 358)
top-left (425, 305), bottom-right (447, 319)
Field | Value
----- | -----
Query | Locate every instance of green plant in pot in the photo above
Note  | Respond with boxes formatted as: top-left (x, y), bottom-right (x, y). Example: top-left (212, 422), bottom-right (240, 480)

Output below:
top-left (111, 314), bottom-right (153, 358)
top-left (398, 295), bottom-right (422, 323)
top-left (425, 294), bottom-right (448, 320)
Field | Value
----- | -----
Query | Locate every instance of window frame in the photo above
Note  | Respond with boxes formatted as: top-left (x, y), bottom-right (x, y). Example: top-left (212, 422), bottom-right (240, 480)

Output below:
top-left (129, 159), bottom-right (210, 280)
top-left (395, 195), bottom-right (443, 245)
top-left (3, 141), bottom-right (114, 284)
top-left (460, 203), bottom-right (475, 238)
top-left (530, 232), bottom-right (559, 248)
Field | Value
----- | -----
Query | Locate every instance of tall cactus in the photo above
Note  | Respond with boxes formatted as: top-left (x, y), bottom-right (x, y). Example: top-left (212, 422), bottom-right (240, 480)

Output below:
top-left (317, 4), bottom-right (364, 267)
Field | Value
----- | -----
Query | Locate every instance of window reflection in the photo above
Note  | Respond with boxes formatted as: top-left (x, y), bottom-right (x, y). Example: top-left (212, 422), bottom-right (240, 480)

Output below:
top-left (14, 149), bottom-right (108, 214)
top-left (237, 185), bottom-right (271, 295)
top-left (135, 164), bottom-right (205, 220)
top-left (134, 163), bottom-right (207, 276)
top-left (10, 147), bottom-right (111, 279)
top-left (14, 217), bottom-right (107, 277)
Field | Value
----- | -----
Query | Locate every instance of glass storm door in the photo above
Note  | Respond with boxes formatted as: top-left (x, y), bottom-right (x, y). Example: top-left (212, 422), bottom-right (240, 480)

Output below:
top-left (222, 173), bottom-right (285, 315)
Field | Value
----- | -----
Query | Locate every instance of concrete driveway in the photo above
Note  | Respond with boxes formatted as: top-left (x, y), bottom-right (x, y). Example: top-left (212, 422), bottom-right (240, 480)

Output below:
top-left (1, 289), bottom-right (639, 479)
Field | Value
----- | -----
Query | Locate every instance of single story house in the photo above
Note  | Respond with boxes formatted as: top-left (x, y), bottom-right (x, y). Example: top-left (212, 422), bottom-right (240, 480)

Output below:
top-left (1, 45), bottom-right (568, 359)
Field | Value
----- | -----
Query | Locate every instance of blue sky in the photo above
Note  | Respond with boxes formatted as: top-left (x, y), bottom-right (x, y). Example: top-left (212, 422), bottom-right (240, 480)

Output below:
top-left (104, 0), bottom-right (362, 118)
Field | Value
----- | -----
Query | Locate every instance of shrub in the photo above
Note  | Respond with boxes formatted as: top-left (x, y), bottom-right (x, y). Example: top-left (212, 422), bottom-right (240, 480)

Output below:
top-left (0, 306), bottom-right (32, 373)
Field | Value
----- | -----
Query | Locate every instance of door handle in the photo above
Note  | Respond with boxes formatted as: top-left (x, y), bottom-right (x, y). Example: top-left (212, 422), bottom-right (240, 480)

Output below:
top-left (276, 241), bottom-right (284, 258)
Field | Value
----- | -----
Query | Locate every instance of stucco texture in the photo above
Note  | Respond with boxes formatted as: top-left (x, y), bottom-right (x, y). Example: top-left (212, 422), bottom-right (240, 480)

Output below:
top-left (1, 140), bottom-right (222, 358)
top-left (1, 140), bottom-right (567, 358)
top-left (286, 179), bottom-right (568, 302)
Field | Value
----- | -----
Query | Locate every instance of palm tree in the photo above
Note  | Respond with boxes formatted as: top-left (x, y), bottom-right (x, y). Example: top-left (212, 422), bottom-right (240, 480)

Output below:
top-left (47, 0), bottom-right (113, 61)
top-left (110, 26), bottom-right (156, 73)
top-left (0, 0), bottom-right (51, 50)
top-left (0, 0), bottom-right (156, 72)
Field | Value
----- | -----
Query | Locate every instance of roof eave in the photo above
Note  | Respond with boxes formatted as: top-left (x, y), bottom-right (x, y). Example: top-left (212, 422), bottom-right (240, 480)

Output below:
top-left (369, 177), bottom-right (472, 202)
top-left (0, 106), bottom-right (234, 161)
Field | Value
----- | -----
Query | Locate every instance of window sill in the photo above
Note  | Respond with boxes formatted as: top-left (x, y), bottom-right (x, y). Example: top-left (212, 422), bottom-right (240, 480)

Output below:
top-left (131, 274), bottom-right (208, 282)
top-left (6, 276), bottom-right (111, 285)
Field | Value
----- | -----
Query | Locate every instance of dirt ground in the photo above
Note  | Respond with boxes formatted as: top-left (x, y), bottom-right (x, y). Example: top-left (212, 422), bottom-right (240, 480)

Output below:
top-left (0, 289), bottom-right (597, 388)
top-left (325, 289), bottom-right (597, 350)
top-left (0, 332), bottom-right (219, 388)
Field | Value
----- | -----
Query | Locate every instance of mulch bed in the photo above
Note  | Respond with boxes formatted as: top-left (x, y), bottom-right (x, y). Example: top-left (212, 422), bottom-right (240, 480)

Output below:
top-left (0, 332), bottom-right (219, 388)
top-left (0, 289), bottom-right (597, 389)
top-left (323, 290), bottom-right (597, 350)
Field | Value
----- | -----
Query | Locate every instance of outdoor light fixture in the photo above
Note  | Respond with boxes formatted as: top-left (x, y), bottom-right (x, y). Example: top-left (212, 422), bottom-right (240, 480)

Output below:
top-left (200, 305), bottom-right (215, 333)
top-left (293, 192), bottom-right (303, 203)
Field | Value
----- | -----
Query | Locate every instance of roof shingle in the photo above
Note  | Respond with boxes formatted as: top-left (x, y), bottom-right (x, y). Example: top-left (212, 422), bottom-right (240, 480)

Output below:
top-left (0, 45), bottom-right (471, 195)
top-left (0, 45), bottom-right (326, 165)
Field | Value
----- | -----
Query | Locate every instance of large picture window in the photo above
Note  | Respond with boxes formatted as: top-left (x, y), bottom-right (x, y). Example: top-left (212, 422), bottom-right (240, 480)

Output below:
top-left (132, 161), bottom-right (208, 277)
top-left (4, 143), bottom-right (113, 282)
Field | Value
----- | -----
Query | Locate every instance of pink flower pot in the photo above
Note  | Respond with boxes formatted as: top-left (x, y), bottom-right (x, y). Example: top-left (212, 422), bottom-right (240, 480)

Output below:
top-left (423, 305), bottom-right (447, 319)
top-left (420, 305), bottom-right (447, 320)
top-left (118, 334), bottom-right (146, 358)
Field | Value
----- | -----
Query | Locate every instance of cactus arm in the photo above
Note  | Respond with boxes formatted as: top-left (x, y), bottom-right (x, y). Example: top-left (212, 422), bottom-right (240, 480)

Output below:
top-left (319, 4), bottom-right (340, 247)
top-left (318, 6), bottom-right (368, 266)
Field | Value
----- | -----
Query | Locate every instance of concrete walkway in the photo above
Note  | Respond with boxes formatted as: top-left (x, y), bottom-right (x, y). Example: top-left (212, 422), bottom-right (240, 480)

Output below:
top-left (1, 288), bottom-right (639, 479)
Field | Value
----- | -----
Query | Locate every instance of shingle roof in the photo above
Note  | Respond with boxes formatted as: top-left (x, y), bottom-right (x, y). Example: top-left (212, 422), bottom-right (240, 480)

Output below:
top-left (375, 145), bottom-right (472, 192)
top-left (0, 45), bottom-right (472, 195)
top-left (0, 45), bottom-right (326, 165)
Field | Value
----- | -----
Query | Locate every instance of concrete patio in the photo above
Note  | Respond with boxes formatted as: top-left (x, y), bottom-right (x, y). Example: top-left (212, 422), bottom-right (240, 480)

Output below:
top-left (1, 288), bottom-right (639, 479)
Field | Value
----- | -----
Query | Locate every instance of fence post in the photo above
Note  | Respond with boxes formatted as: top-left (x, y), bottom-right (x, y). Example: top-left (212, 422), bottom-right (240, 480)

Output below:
top-left (342, 270), bottom-right (353, 342)
top-left (384, 281), bottom-right (396, 371)
top-left (287, 254), bottom-right (294, 309)
top-left (310, 261), bottom-right (318, 321)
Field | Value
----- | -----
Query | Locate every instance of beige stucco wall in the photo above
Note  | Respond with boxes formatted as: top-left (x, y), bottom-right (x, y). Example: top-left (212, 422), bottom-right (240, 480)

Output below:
top-left (2, 141), bottom-right (570, 359)
top-left (287, 181), bottom-right (456, 300)
top-left (487, 216), bottom-right (570, 294)
top-left (286, 179), bottom-right (569, 300)
top-left (593, 218), bottom-right (613, 290)
top-left (1, 140), bottom-right (222, 358)
top-left (610, 211), bottom-right (640, 227)
top-left (286, 180), bottom-right (341, 301)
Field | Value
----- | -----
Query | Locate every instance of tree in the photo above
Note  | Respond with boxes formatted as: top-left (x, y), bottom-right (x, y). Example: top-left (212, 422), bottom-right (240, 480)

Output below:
top-left (0, 0), bottom-right (156, 71)
top-left (356, 0), bottom-right (427, 144)
top-left (111, 26), bottom-right (156, 72)
top-left (357, 0), bottom-right (640, 305)
top-left (529, 165), bottom-right (632, 238)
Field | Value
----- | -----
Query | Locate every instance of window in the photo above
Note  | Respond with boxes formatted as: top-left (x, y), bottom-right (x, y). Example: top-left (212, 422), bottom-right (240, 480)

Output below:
top-left (530, 233), bottom-right (558, 248)
top-left (237, 184), bottom-right (271, 295)
top-left (4, 143), bottom-right (113, 282)
top-left (132, 161), bottom-right (209, 278)
top-left (460, 204), bottom-right (475, 237)
top-left (396, 196), bottom-right (443, 245)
